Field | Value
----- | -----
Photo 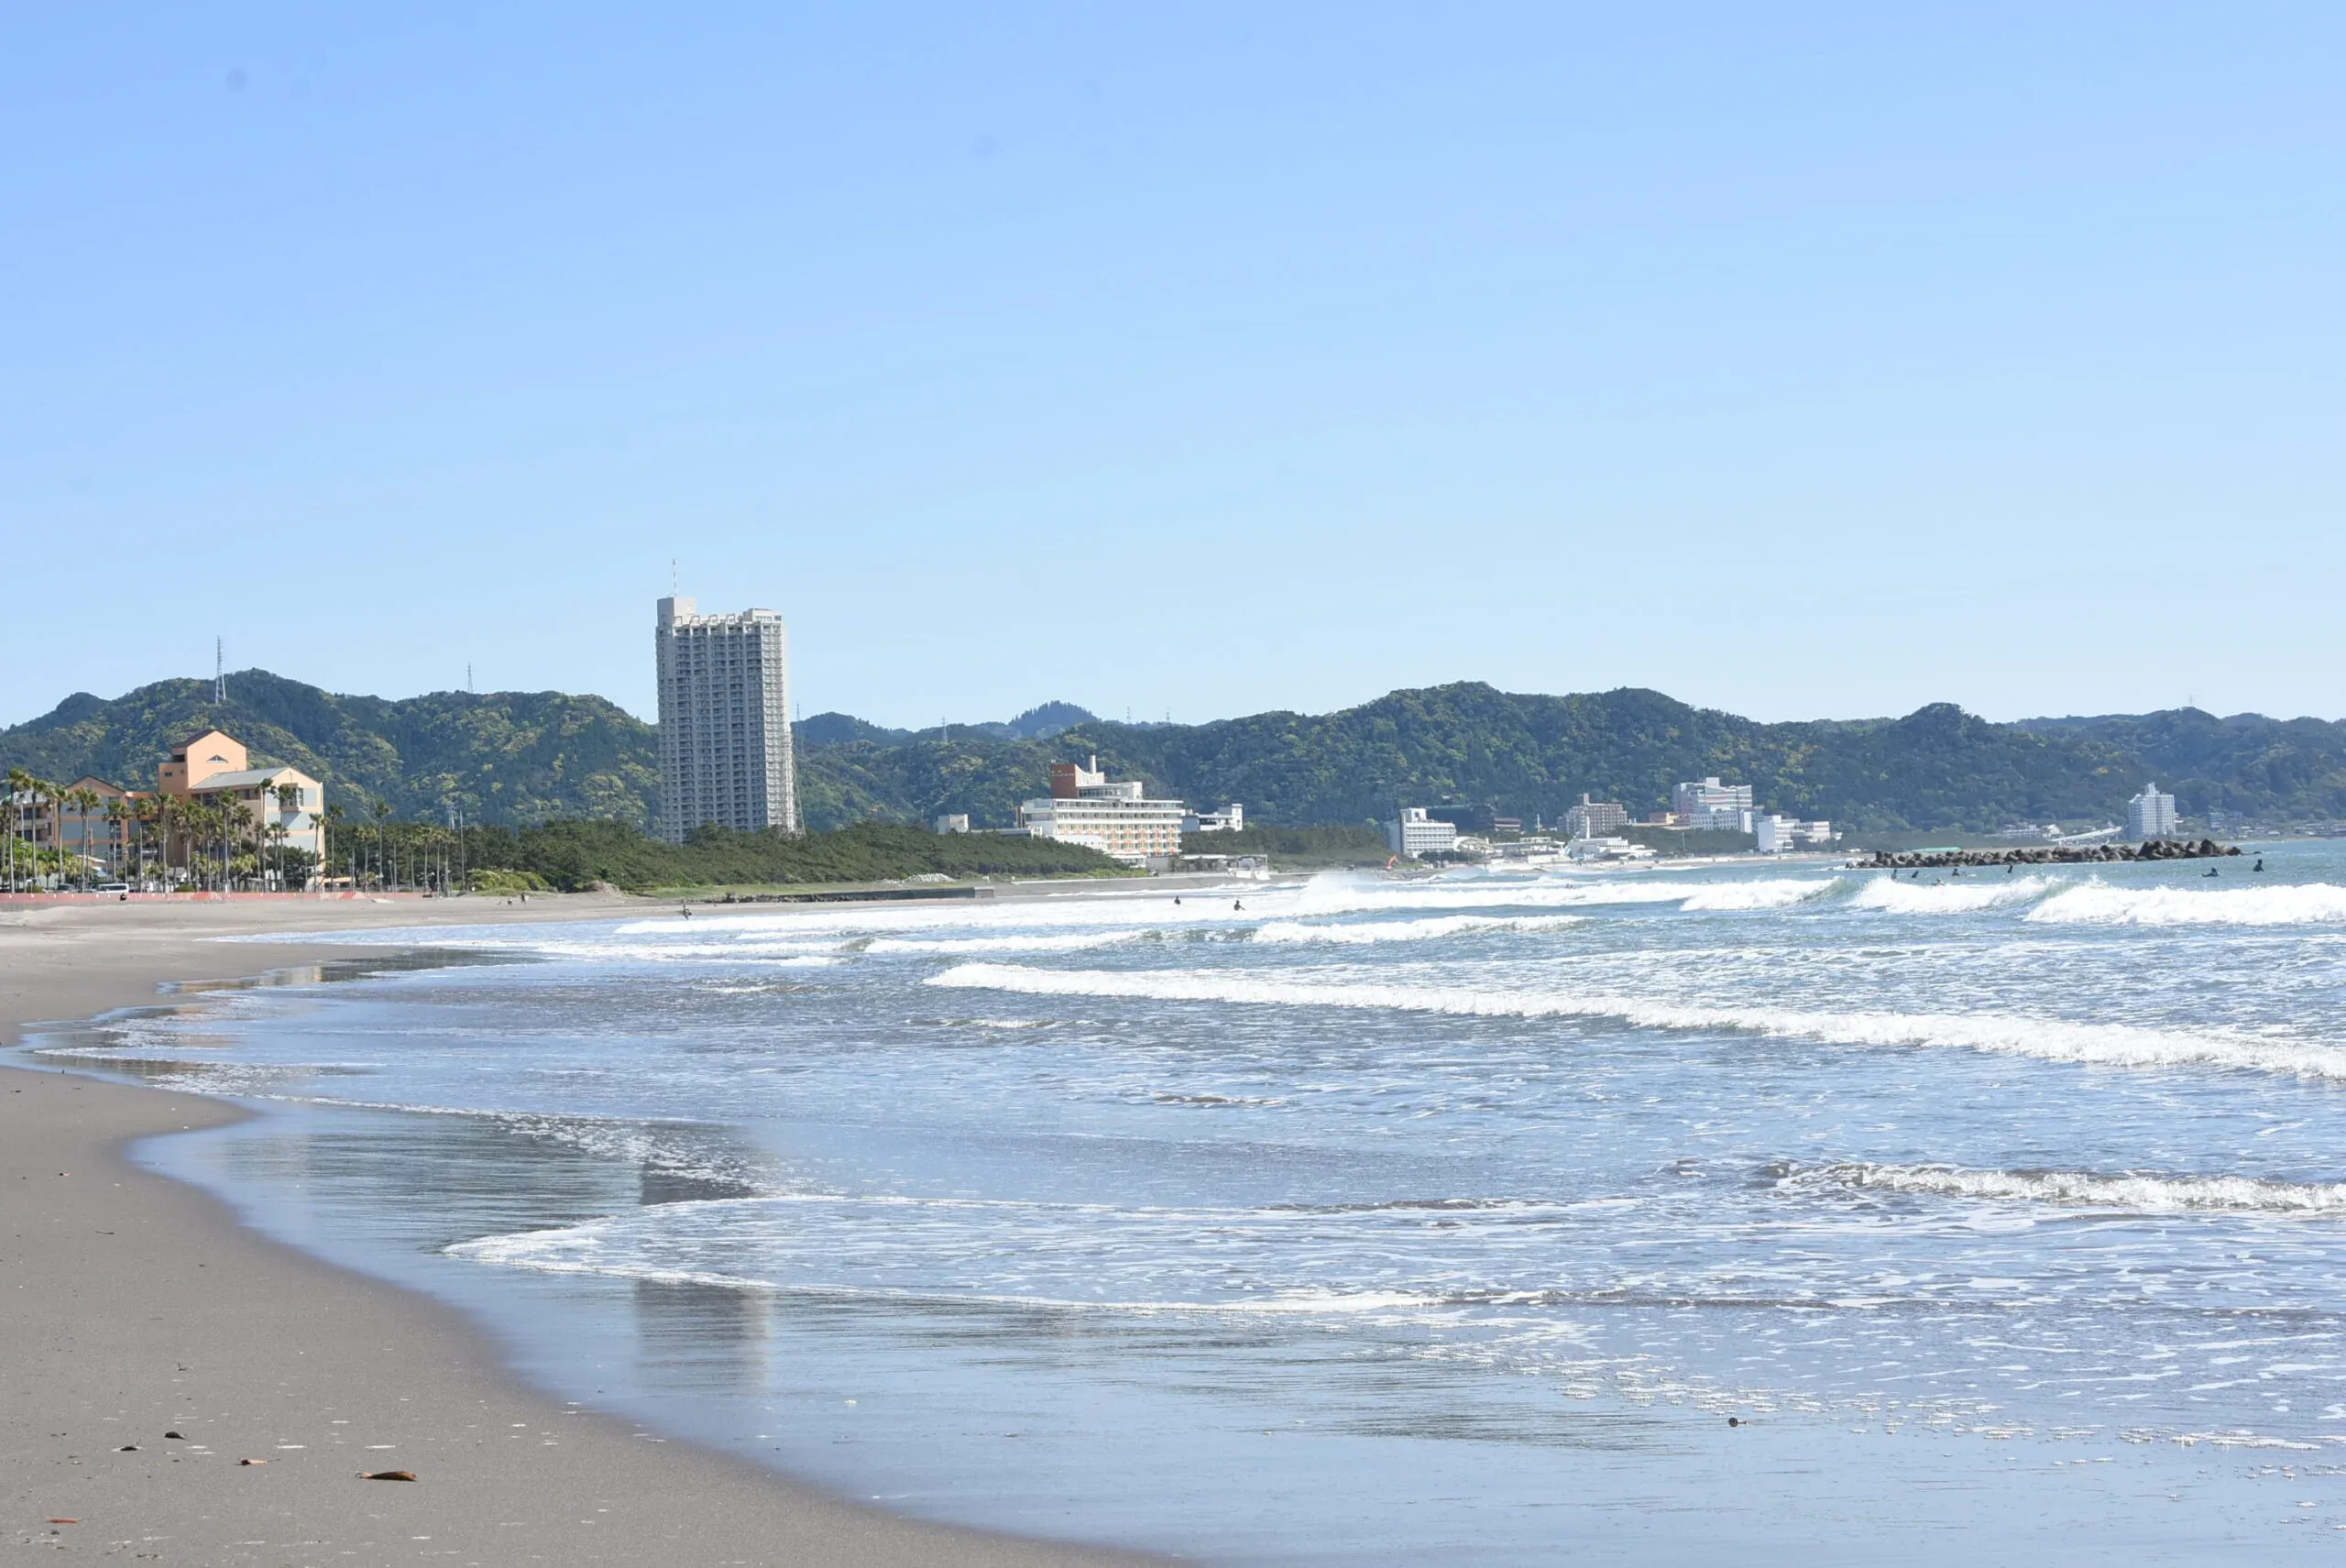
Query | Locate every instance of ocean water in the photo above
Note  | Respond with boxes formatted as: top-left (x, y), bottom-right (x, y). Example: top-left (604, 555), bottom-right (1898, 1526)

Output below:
top-left (31, 845), bottom-right (2346, 1563)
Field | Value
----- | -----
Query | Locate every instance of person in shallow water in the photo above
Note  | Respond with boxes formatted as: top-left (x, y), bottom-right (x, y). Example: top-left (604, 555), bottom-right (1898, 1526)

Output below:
top-left (2256, 858), bottom-right (2266, 872)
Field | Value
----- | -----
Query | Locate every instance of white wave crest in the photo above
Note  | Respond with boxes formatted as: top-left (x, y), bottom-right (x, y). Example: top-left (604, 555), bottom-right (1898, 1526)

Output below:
top-left (1249, 914), bottom-right (1584, 946)
top-left (1794, 1162), bottom-right (2346, 1216)
top-left (1848, 874), bottom-right (2051, 915)
top-left (2025, 882), bottom-right (2346, 928)
top-left (1286, 877), bottom-right (1697, 917)
top-left (927, 963), bottom-right (2346, 1081)
top-left (861, 931), bottom-right (1139, 954)
top-left (1677, 879), bottom-right (1833, 912)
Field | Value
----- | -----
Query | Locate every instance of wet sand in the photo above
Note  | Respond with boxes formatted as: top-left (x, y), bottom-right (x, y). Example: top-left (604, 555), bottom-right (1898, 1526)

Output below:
top-left (1, 894), bottom-right (1154, 1565)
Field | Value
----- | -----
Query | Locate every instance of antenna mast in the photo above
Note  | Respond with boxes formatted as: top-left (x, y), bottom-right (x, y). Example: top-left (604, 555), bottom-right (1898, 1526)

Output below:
top-left (214, 637), bottom-right (225, 703)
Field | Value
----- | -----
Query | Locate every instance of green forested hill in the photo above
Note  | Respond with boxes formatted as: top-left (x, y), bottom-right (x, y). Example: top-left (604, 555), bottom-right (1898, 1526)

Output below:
top-left (0, 671), bottom-right (662, 828)
top-left (2012, 710), bottom-right (2346, 824)
top-left (6, 673), bottom-right (2342, 833)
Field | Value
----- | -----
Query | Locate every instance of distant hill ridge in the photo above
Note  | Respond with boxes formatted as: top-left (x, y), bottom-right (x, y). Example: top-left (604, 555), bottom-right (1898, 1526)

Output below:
top-left (5, 672), bottom-right (2343, 834)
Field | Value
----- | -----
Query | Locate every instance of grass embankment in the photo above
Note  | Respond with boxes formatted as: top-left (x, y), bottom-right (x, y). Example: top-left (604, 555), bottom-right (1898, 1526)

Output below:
top-left (1608, 826), bottom-right (1761, 858)
top-left (1179, 824), bottom-right (1389, 869)
top-left (464, 820), bottom-right (1131, 894)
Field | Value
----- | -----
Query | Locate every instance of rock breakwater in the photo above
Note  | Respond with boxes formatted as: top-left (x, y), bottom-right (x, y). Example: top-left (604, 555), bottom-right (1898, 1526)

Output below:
top-left (1861, 839), bottom-right (2241, 871)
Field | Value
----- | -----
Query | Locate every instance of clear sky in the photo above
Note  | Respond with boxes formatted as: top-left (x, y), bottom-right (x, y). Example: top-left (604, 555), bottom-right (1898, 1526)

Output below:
top-left (5, 5), bottom-right (2341, 730)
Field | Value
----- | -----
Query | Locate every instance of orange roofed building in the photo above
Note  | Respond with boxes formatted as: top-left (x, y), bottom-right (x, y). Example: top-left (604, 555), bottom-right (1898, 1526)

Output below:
top-left (159, 729), bottom-right (327, 881)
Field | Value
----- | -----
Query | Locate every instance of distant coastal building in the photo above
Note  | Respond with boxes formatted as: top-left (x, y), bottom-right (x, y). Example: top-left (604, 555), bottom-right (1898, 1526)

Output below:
top-left (159, 730), bottom-right (326, 881)
top-left (933, 813), bottom-right (970, 835)
top-left (1183, 803), bottom-right (1245, 834)
top-left (1672, 777), bottom-right (1754, 819)
top-left (1564, 795), bottom-right (1630, 838)
top-left (2126, 781), bottom-right (2177, 840)
top-left (1387, 807), bottom-right (1460, 860)
top-left (6, 729), bottom-right (325, 888)
top-left (653, 596), bottom-right (800, 843)
top-left (1688, 806), bottom-right (1755, 834)
top-left (1018, 756), bottom-right (1186, 866)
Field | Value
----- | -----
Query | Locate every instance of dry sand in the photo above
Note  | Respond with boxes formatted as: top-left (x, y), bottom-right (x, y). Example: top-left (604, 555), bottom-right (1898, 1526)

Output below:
top-left (1, 894), bottom-right (1155, 1566)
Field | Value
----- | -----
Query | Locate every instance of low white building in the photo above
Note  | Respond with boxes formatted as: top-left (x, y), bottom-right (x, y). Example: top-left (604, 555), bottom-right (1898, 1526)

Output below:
top-left (1387, 807), bottom-right (1459, 859)
top-left (1672, 777), bottom-right (1754, 818)
top-left (1688, 806), bottom-right (1755, 834)
top-left (1754, 815), bottom-right (1797, 853)
top-left (1563, 795), bottom-right (1630, 838)
top-left (1182, 803), bottom-right (1245, 834)
top-left (2126, 782), bottom-right (2178, 840)
top-left (1792, 820), bottom-right (1835, 848)
top-left (933, 813), bottom-right (970, 835)
top-left (1566, 835), bottom-right (1656, 862)
top-left (1018, 756), bottom-right (1186, 866)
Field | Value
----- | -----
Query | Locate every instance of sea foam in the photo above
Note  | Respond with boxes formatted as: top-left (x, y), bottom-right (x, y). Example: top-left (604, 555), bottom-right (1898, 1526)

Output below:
top-left (2025, 882), bottom-right (2346, 928)
top-left (927, 963), bottom-right (2346, 1080)
top-left (1677, 879), bottom-right (1834, 912)
top-left (1248, 914), bottom-right (1584, 946)
top-left (1791, 1161), bottom-right (2346, 1216)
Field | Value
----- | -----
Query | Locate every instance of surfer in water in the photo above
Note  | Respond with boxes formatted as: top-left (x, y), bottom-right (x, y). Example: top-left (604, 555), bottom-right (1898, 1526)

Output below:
top-left (2254, 858), bottom-right (2266, 872)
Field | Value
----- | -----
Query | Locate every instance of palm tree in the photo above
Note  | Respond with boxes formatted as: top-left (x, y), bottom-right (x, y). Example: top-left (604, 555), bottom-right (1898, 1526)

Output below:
top-left (273, 782), bottom-right (301, 892)
top-left (2, 766), bottom-right (33, 893)
top-left (228, 800), bottom-right (256, 892)
top-left (104, 797), bottom-right (130, 885)
top-left (66, 786), bottom-right (101, 891)
top-left (371, 799), bottom-right (394, 892)
top-left (136, 795), bottom-right (162, 889)
top-left (38, 779), bottom-right (67, 891)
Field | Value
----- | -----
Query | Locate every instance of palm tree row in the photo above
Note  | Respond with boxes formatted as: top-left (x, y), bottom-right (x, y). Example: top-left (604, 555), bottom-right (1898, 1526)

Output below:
top-left (321, 803), bottom-right (470, 894)
top-left (0, 767), bottom-right (320, 895)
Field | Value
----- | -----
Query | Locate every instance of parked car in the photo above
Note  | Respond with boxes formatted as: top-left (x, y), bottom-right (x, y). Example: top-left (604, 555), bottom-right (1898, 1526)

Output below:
top-left (94, 883), bottom-right (130, 894)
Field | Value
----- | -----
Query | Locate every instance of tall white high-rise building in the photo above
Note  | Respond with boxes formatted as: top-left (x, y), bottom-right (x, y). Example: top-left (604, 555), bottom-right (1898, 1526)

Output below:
top-left (2126, 781), bottom-right (2177, 840)
top-left (653, 596), bottom-right (800, 843)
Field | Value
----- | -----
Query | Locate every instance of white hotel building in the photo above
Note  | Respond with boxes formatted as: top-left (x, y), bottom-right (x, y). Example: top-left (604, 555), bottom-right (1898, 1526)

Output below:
top-left (2126, 781), bottom-right (2178, 840)
top-left (1018, 757), bottom-right (1187, 866)
top-left (653, 596), bottom-right (801, 842)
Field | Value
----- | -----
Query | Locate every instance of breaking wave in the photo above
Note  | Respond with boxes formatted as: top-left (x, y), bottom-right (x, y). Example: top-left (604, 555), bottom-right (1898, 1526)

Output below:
top-left (2025, 882), bottom-right (2346, 928)
top-left (858, 931), bottom-right (1141, 954)
top-left (1287, 878), bottom-right (1701, 917)
top-left (1677, 879), bottom-right (1834, 912)
top-left (927, 963), bottom-right (2346, 1081)
top-left (1249, 914), bottom-right (1584, 946)
top-left (1788, 1161), bottom-right (2346, 1216)
top-left (1848, 874), bottom-right (2052, 915)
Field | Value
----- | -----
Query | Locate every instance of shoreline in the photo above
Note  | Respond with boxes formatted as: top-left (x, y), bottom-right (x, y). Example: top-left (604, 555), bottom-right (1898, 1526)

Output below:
top-left (1, 894), bottom-right (1156, 1565)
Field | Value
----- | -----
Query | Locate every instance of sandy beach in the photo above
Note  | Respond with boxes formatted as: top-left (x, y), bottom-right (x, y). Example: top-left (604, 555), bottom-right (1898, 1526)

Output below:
top-left (1, 894), bottom-right (1154, 1566)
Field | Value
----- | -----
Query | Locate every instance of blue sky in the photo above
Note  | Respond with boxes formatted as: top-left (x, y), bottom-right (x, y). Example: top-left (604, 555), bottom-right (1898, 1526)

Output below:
top-left (5, 5), bottom-right (2341, 729)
